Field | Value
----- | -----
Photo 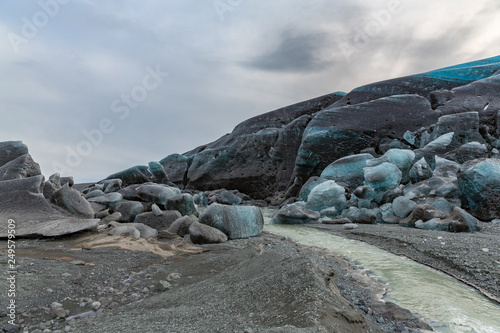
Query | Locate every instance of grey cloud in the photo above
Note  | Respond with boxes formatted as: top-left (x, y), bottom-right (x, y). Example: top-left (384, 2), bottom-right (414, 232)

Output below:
top-left (242, 30), bottom-right (333, 72)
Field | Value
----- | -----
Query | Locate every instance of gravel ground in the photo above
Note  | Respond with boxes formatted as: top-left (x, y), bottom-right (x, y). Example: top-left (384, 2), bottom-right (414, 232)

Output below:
top-left (0, 232), bottom-right (432, 333)
top-left (308, 222), bottom-right (500, 303)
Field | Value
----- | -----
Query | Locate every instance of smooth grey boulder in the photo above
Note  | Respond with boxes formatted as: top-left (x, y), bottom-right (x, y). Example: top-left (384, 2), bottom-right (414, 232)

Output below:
top-left (84, 189), bottom-right (106, 200)
top-left (298, 177), bottom-right (327, 202)
top-left (114, 200), bottom-right (144, 222)
top-left (165, 193), bottom-right (198, 216)
top-left (270, 204), bottom-right (320, 224)
top-left (193, 192), bottom-right (208, 206)
top-left (167, 216), bottom-right (195, 237)
top-left (366, 149), bottom-right (415, 183)
top-left (0, 154), bottom-right (41, 181)
top-left (352, 185), bottom-right (376, 201)
top-left (458, 158), bottom-right (500, 220)
top-left (216, 190), bottom-right (243, 205)
top-left (409, 158), bottom-right (432, 183)
top-left (136, 184), bottom-right (180, 205)
top-left (104, 165), bottom-right (152, 186)
top-left (117, 184), bottom-right (142, 201)
top-left (102, 179), bottom-right (122, 193)
top-left (305, 180), bottom-right (347, 212)
top-left (320, 154), bottom-right (374, 189)
top-left (101, 212), bottom-right (122, 224)
top-left (392, 197), bottom-right (417, 218)
top-left (189, 221), bottom-right (228, 244)
top-left (88, 193), bottom-right (123, 206)
top-left (199, 203), bottom-right (263, 239)
top-left (51, 184), bottom-right (94, 218)
top-left (151, 203), bottom-right (163, 216)
top-left (133, 210), bottom-right (182, 231)
top-left (0, 141), bottom-right (29, 167)
top-left (341, 207), bottom-right (376, 224)
top-left (364, 163), bottom-right (402, 201)
top-left (60, 176), bottom-right (74, 187)
top-left (108, 222), bottom-right (158, 238)
top-left (399, 204), bottom-right (448, 228)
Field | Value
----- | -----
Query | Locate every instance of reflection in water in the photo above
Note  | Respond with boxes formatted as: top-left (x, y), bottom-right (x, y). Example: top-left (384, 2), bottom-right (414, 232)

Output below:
top-left (264, 223), bottom-right (500, 333)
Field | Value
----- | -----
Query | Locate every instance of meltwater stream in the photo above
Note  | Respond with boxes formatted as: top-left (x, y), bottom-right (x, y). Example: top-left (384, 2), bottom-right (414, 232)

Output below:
top-left (264, 224), bottom-right (500, 333)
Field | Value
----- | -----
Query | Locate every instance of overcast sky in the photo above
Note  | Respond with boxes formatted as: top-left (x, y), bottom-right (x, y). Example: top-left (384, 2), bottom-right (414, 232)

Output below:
top-left (1, 0), bottom-right (499, 182)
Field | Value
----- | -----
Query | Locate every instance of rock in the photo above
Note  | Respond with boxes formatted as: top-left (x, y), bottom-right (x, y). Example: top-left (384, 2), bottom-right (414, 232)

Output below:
top-left (442, 207), bottom-right (479, 232)
top-left (270, 204), bottom-right (320, 224)
top-left (0, 153), bottom-right (41, 181)
top-left (403, 176), bottom-right (460, 201)
top-left (104, 165), bottom-right (153, 186)
top-left (54, 307), bottom-right (68, 318)
top-left (428, 112), bottom-right (483, 150)
top-left (148, 161), bottom-right (173, 185)
top-left (90, 202), bottom-right (107, 214)
top-left (165, 193), bottom-right (198, 216)
top-left (409, 157), bottom-right (432, 183)
top-left (133, 211), bottom-right (182, 231)
top-left (458, 158), bottom-right (500, 220)
top-left (88, 193), bottom-right (123, 206)
top-left (399, 204), bottom-right (448, 228)
top-left (51, 184), bottom-right (94, 218)
top-left (199, 203), bottom-right (263, 239)
top-left (160, 153), bottom-right (192, 187)
top-left (136, 184), bottom-right (179, 205)
top-left (60, 176), bottom-right (74, 187)
top-left (43, 180), bottom-right (59, 200)
top-left (84, 189), bottom-right (106, 200)
top-left (193, 192), bottom-right (208, 206)
top-left (151, 203), bottom-right (162, 216)
top-left (305, 180), bottom-right (347, 212)
top-left (319, 207), bottom-right (338, 219)
top-left (157, 280), bottom-right (172, 291)
top-left (91, 302), bottom-right (101, 311)
top-left (320, 154), bottom-right (374, 188)
top-left (366, 149), bottom-right (415, 183)
top-left (101, 212), bottom-right (122, 224)
top-left (392, 197), bottom-right (417, 218)
top-left (363, 163), bottom-right (402, 201)
top-left (102, 179), bottom-right (122, 193)
top-left (343, 223), bottom-right (358, 230)
top-left (322, 217), bottom-right (352, 224)
top-left (415, 218), bottom-right (449, 231)
top-left (216, 190), bottom-right (243, 205)
top-left (167, 216), bottom-right (195, 237)
top-left (0, 140), bottom-right (28, 167)
top-left (446, 142), bottom-right (489, 164)
top-left (433, 156), bottom-right (461, 178)
top-left (341, 207), bottom-right (376, 224)
top-left (421, 132), bottom-right (454, 154)
top-left (108, 222), bottom-right (158, 238)
top-left (189, 221), bottom-right (228, 244)
top-left (298, 177), bottom-right (327, 202)
top-left (2, 323), bottom-right (21, 333)
top-left (117, 184), bottom-right (142, 201)
top-left (114, 200), bottom-right (144, 222)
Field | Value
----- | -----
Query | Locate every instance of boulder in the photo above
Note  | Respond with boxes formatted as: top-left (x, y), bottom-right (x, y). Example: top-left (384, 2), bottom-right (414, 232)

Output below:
top-left (433, 156), bottom-right (461, 178)
top-left (270, 204), bottom-right (320, 224)
top-left (159, 153), bottom-right (192, 187)
top-left (320, 154), bottom-right (374, 188)
top-left (84, 189), bottom-right (106, 200)
top-left (165, 193), bottom-right (198, 216)
top-left (366, 149), bottom-right (415, 183)
top-left (108, 222), bottom-right (158, 238)
top-left (102, 179), bottom-right (122, 193)
top-left (399, 204), bottom-right (448, 228)
top-left (133, 211), bottom-right (182, 231)
top-left (0, 154), bottom-right (41, 181)
top-left (443, 207), bottom-right (479, 232)
top-left (148, 161), bottom-right (173, 185)
top-left (101, 212), bottom-right (122, 224)
top-left (104, 165), bottom-right (152, 186)
top-left (305, 180), bottom-right (347, 212)
top-left (114, 200), bottom-right (144, 222)
top-left (216, 190), bottom-right (243, 205)
top-left (445, 142), bottom-right (489, 164)
top-left (341, 207), bottom-right (376, 224)
top-left (167, 216), bottom-right (196, 237)
top-left (136, 184), bottom-right (179, 205)
top-left (193, 192), bottom-right (209, 206)
top-left (363, 163), bottom-right (402, 201)
top-left (392, 197), bottom-right (417, 218)
top-left (0, 141), bottom-right (29, 167)
top-left (189, 221), bottom-right (228, 244)
top-left (199, 204), bottom-right (263, 239)
top-left (51, 184), bottom-right (94, 218)
top-left (409, 158), bottom-right (432, 183)
top-left (458, 158), bottom-right (500, 220)
top-left (117, 184), bottom-right (142, 201)
top-left (298, 177), bottom-right (327, 202)
top-left (88, 193), bottom-right (123, 206)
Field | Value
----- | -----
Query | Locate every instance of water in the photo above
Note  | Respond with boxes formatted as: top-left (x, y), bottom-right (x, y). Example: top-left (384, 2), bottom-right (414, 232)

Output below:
top-left (264, 223), bottom-right (500, 333)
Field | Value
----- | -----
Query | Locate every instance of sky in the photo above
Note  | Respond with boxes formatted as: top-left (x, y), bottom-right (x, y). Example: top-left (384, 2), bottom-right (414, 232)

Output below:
top-left (1, 0), bottom-right (499, 183)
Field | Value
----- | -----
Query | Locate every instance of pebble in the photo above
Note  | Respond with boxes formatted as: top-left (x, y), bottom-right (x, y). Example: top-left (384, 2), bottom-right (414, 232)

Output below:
top-left (168, 272), bottom-right (181, 280)
top-left (482, 248), bottom-right (490, 253)
top-left (70, 260), bottom-right (86, 266)
top-left (91, 301), bottom-right (101, 311)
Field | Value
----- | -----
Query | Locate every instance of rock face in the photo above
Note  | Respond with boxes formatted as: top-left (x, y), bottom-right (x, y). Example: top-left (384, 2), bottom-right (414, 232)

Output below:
top-left (104, 56), bottom-right (500, 203)
top-left (198, 204), bottom-right (264, 239)
top-left (458, 158), bottom-right (500, 220)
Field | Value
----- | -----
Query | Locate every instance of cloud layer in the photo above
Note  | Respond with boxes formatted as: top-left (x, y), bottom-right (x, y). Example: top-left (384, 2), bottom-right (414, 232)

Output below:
top-left (0, 0), bottom-right (499, 182)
